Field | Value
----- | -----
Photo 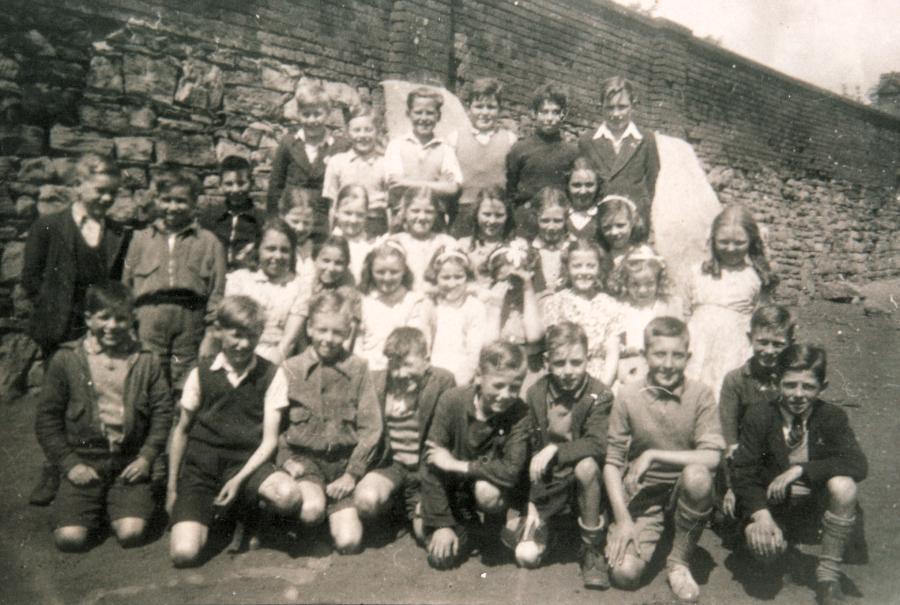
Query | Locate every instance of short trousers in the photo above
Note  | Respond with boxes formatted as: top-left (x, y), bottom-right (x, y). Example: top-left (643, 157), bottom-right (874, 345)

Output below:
top-left (53, 454), bottom-right (155, 530)
top-left (530, 467), bottom-right (577, 521)
top-left (276, 450), bottom-right (355, 517)
top-left (372, 460), bottom-right (422, 521)
top-left (606, 481), bottom-right (680, 564)
top-left (170, 439), bottom-right (274, 526)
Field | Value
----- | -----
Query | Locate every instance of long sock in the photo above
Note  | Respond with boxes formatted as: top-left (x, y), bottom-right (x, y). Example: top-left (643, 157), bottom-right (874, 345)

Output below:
top-left (578, 516), bottom-right (605, 548)
top-left (816, 510), bottom-right (855, 583)
top-left (667, 499), bottom-right (711, 569)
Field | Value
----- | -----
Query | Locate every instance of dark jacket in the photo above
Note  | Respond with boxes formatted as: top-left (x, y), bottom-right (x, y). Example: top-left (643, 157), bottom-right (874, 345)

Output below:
top-left (197, 202), bottom-right (267, 270)
top-left (525, 375), bottom-right (613, 467)
top-left (371, 366), bottom-right (457, 467)
top-left (21, 209), bottom-right (129, 352)
top-left (732, 398), bottom-right (868, 519)
top-left (266, 133), bottom-right (348, 213)
top-left (34, 339), bottom-right (173, 473)
top-left (420, 385), bottom-right (532, 529)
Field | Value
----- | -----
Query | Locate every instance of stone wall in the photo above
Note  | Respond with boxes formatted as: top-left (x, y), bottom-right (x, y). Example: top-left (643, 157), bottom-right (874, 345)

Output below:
top-left (0, 0), bottom-right (898, 322)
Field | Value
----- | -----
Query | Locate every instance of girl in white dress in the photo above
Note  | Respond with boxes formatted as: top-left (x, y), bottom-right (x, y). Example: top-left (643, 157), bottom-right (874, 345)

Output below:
top-left (331, 184), bottom-right (375, 283)
top-left (392, 186), bottom-right (456, 292)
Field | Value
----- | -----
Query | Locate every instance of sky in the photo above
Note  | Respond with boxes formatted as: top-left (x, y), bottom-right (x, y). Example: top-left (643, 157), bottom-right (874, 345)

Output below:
top-left (613, 0), bottom-right (900, 101)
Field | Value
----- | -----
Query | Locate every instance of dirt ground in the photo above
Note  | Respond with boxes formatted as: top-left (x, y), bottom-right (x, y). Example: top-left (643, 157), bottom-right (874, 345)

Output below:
top-left (1, 300), bottom-right (898, 605)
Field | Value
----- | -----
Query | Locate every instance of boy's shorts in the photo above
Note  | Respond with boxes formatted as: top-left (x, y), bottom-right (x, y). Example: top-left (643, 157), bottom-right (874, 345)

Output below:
top-left (530, 467), bottom-right (578, 521)
top-left (170, 440), bottom-right (274, 526)
top-left (53, 453), bottom-right (155, 530)
top-left (275, 449), bottom-right (355, 516)
top-left (372, 460), bottom-right (422, 521)
top-left (606, 481), bottom-right (680, 564)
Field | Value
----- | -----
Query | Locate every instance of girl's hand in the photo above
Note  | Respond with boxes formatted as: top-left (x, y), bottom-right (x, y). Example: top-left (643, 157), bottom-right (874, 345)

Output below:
top-left (326, 473), bottom-right (357, 500)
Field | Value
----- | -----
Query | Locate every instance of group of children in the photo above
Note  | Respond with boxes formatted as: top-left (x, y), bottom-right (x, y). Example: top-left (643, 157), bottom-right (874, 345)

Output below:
top-left (21, 74), bottom-right (867, 605)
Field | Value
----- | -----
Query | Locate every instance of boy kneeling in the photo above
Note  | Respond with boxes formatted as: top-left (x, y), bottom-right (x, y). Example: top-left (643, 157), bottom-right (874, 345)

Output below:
top-left (353, 327), bottom-right (456, 542)
top-left (509, 321), bottom-right (613, 588)
top-left (733, 345), bottom-right (867, 605)
top-left (35, 282), bottom-right (173, 551)
top-left (167, 296), bottom-right (288, 566)
top-left (603, 317), bottom-right (723, 602)
top-left (420, 341), bottom-right (532, 569)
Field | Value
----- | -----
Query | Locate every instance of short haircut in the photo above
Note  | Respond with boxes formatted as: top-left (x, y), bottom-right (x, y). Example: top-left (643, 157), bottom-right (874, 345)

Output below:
top-left (530, 83), bottom-right (567, 112)
top-left (344, 104), bottom-right (381, 130)
top-left (750, 304), bottom-right (795, 339)
top-left (779, 344), bottom-right (827, 385)
top-left (215, 295), bottom-right (265, 336)
top-left (545, 321), bottom-right (589, 355)
top-left (601, 76), bottom-right (637, 106)
top-left (560, 238), bottom-right (613, 290)
top-left (219, 155), bottom-right (251, 176)
top-left (307, 290), bottom-right (353, 327)
top-left (478, 340), bottom-right (526, 375)
top-left (157, 170), bottom-right (203, 202)
top-left (358, 241), bottom-right (414, 294)
top-left (279, 186), bottom-right (315, 214)
top-left (644, 316), bottom-right (689, 350)
top-left (465, 77), bottom-right (503, 105)
top-left (295, 80), bottom-right (330, 108)
top-left (75, 153), bottom-right (120, 182)
top-left (84, 281), bottom-right (133, 317)
top-left (257, 217), bottom-right (298, 270)
top-left (383, 326), bottom-right (429, 361)
top-left (406, 87), bottom-right (444, 111)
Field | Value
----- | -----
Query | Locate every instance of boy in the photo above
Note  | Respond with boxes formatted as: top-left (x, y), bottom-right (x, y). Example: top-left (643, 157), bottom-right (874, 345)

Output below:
top-left (578, 77), bottom-right (659, 226)
top-left (732, 345), bottom-right (867, 605)
top-left (510, 321), bottom-right (613, 588)
top-left (23, 152), bottom-right (131, 506)
top-left (603, 317), bottom-right (723, 602)
top-left (323, 106), bottom-right (390, 237)
top-left (262, 290), bottom-right (382, 554)
top-left (122, 170), bottom-right (226, 390)
top-left (35, 282), bottom-right (172, 551)
top-left (200, 155), bottom-right (266, 271)
top-left (451, 78), bottom-right (517, 237)
top-left (505, 83), bottom-right (579, 238)
top-left (353, 327), bottom-right (456, 542)
top-left (267, 81), bottom-right (346, 233)
top-left (384, 87), bottom-right (463, 229)
top-left (719, 305), bottom-right (794, 517)
top-left (420, 341), bottom-right (532, 570)
top-left (167, 296), bottom-right (289, 566)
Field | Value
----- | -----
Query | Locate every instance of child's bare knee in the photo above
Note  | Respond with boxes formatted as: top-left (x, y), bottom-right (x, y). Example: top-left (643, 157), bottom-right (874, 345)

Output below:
top-left (353, 486), bottom-right (382, 519)
top-left (54, 526), bottom-right (89, 552)
top-left (680, 464), bottom-right (713, 501)
top-left (610, 556), bottom-right (645, 589)
top-left (112, 518), bottom-right (146, 547)
top-left (262, 477), bottom-right (302, 515)
top-left (826, 476), bottom-right (857, 508)
top-left (515, 540), bottom-right (544, 569)
top-left (170, 540), bottom-right (202, 567)
top-left (331, 518), bottom-right (363, 554)
top-left (474, 481), bottom-right (505, 514)
top-left (574, 457), bottom-right (599, 486)
top-left (300, 498), bottom-right (326, 525)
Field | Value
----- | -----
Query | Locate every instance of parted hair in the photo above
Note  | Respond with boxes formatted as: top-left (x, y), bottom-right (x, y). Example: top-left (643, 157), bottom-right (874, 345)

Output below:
top-left (383, 326), bottom-right (430, 361)
top-left (545, 321), bottom-right (589, 355)
top-left (601, 76), bottom-right (637, 106)
top-left (84, 281), bottom-right (133, 317)
top-left (468, 186), bottom-right (516, 247)
top-left (778, 344), bottom-right (827, 385)
top-left (465, 77), bottom-right (504, 105)
top-left (215, 295), bottom-right (265, 336)
top-left (478, 340), bottom-right (526, 374)
top-left (530, 83), bottom-right (568, 112)
top-left (406, 87), bottom-right (444, 111)
top-left (750, 304), bottom-right (795, 340)
top-left (643, 316), bottom-right (689, 350)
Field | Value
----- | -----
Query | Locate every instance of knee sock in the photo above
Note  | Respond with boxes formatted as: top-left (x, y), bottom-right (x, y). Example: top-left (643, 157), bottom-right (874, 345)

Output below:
top-left (578, 516), bottom-right (605, 550)
top-left (816, 510), bottom-right (855, 583)
top-left (667, 499), bottom-right (711, 569)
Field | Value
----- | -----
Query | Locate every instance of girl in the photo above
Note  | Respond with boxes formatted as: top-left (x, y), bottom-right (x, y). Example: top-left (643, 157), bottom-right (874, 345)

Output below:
top-left (354, 239), bottom-right (433, 371)
top-left (224, 219), bottom-right (307, 364)
top-left (528, 186), bottom-right (570, 294)
top-left (596, 194), bottom-right (647, 267)
top-left (539, 239), bottom-right (623, 386)
top-left (566, 157), bottom-right (603, 241)
top-left (606, 245), bottom-right (683, 387)
top-left (331, 184), bottom-right (375, 283)
top-left (392, 186), bottom-right (456, 291)
top-left (685, 204), bottom-right (777, 399)
top-left (457, 186), bottom-right (524, 287)
top-left (425, 246), bottom-right (487, 386)
top-left (281, 191), bottom-right (317, 284)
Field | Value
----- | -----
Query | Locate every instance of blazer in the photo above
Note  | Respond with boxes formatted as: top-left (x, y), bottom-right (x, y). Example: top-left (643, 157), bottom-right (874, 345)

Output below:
top-left (732, 398), bottom-right (868, 519)
top-left (198, 202), bottom-right (267, 269)
top-left (21, 208), bottom-right (129, 352)
top-left (266, 133), bottom-right (348, 213)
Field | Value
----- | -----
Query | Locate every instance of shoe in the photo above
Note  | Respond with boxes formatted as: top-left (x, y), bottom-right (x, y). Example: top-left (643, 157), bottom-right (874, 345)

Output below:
top-left (29, 463), bottom-right (60, 506)
top-left (816, 580), bottom-right (845, 605)
top-left (579, 544), bottom-right (610, 590)
top-left (667, 564), bottom-right (700, 603)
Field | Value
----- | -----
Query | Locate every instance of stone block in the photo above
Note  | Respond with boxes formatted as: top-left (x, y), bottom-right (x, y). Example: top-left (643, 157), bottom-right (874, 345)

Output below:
top-left (120, 166), bottom-right (147, 189)
top-left (203, 175), bottom-right (220, 189)
top-left (114, 136), bottom-right (154, 162)
top-left (49, 125), bottom-right (113, 155)
top-left (156, 132), bottom-right (216, 167)
top-left (0, 241), bottom-right (24, 282)
top-left (123, 53), bottom-right (178, 99)
top-left (261, 63), bottom-right (301, 93)
top-left (0, 54), bottom-right (21, 81)
top-left (15, 195), bottom-right (35, 218)
top-left (0, 331), bottom-right (43, 404)
top-left (37, 184), bottom-right (70, 215)
top-left (79, 104), bottom-right (130, 132)
top-left (51, 158), bottom-right (75, 184)
top-left (0, 125), bottom-right (45, 157)
top-left (86, 55), bottom-right (124, 93)
top-left (223, 85), bottom-right (290, 118)
top-left (175, 59), bottom-right (224, 110)
top-left (215, 138), bottom-right (250, 161)
top-left (817, 280), bottom-right (862, 303)
top-left (240, 126), bottom-right (264, 148)
top-left (16, 157), bottom-right (56, 184)
top-left (129, 107), bottom-right (157, 129)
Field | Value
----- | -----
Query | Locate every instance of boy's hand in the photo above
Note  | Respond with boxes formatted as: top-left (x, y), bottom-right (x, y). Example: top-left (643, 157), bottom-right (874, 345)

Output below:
top-left (424, 441), bottom-right (466, 474)
top-left (746, 510), bottom-right (786, 558)
top-left (119, 456), bottom-right (150, 484)
top-left (326, 473), bottom-right (357, 500)
top-left (624, 450), bottom-right (654, 496)
top-left (529, 444), bottom-right (558, 482)
top-left (428, 527), bottom-right (459, 569)
top-left (607, 518), bottom-right (638, 568)
top-left (722, 488), bottom-right (737, 518)
top-left (522, 501), bottom-right (542, 540)
top-left (67, 463), bottom-right (100, 486)
top-left (282, 458), bottom-right (306, 480)
top-left (766, 465), bottom-right (803, 504)
top-left (214, 476), bottom-right (244, 508)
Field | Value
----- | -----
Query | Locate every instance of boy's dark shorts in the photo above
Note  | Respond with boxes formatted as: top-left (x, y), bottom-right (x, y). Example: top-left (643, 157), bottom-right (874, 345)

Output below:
top-left (530, 467), bottom-right (578, 521)
top-left (372, 461), bottom-right (422, 521)
top-left (170, 440), bottom-right (274, 527)
top-left (53, 454), bottom-right (155, 530)
top-left (275, 449), bottom-right (355, 517)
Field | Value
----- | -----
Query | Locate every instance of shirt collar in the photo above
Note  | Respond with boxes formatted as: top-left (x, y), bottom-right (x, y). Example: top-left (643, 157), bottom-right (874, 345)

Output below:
top-left (298, 346), bottom-right (352, 379)
top-left (152, 219), bottom-right (198, 237)
top-left (346, 149), bottom-right (380, 163)
top-left (593, 121), bottom-right (642, 144)
top-left (745, 358), bottom-right (780, 386)
top-left (778, 401), bottom-right (814, 428)
top-left (210, 352), bottom-right (257, 381)
top-left (570, 206), bottom-right (598, 218)
top-left (640, 376), bottom-right (685, 401)
top-left (531, 234), bottom-right (573, 251)
top-left (295, 128), bottom-right (334, 147)
top-left (547, 375), bottom-right (590, 402)
top-left (71, 203), bottom-right (89, 226)
top-left (403, 132), bottom-right (445, 149)
top-left (83, 334), bottom-right (138, 358)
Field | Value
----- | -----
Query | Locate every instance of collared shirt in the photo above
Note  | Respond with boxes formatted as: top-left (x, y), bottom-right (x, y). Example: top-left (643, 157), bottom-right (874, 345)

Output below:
top-left (545, 377), bottom-right (590, 443)
top-left (607, 377), bottom-right (724, 486)
top-left (384, 133), bottom-right (463, 185)
top-left (593, 121), bottom-right (643, 155)
top-left (83, 335), bottom-right (136, 450)
top-left (322, 149), bottom-right (389, 209)
top-left (71, 203), bottom-right (103, 248)
top-left (295, 128), bottom-right (334, 165)
top-left (180, 352), bottom-right (288, 414)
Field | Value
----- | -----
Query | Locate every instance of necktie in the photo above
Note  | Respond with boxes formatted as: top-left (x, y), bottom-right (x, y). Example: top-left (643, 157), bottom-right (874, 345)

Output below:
top-left (786, 415), bottom-right (805, 449)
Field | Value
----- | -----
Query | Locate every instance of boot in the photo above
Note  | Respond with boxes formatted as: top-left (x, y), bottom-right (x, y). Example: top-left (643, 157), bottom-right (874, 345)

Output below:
top-left (578, 516), bottom-right (609, 590)
top-left (29, 461), bottom-right (60, 506)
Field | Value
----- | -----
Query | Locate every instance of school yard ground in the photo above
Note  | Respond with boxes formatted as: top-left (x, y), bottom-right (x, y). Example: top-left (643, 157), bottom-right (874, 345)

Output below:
top-left (1, 298), bottom-right (898, 605)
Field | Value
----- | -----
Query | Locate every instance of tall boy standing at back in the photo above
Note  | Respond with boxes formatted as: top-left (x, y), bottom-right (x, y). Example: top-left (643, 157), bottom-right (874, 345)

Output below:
top-left (603, 317), bottom-right (723, 603)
